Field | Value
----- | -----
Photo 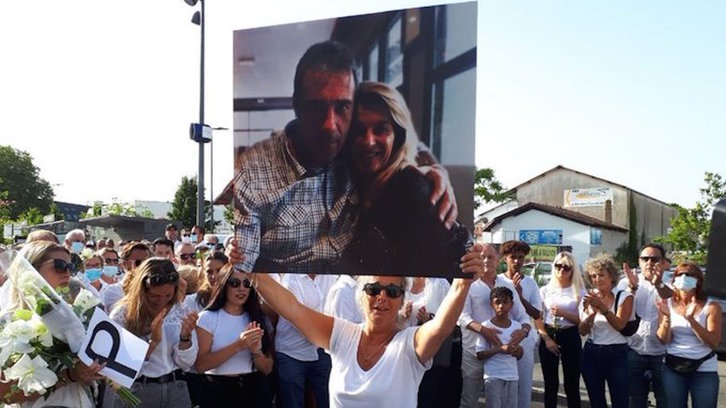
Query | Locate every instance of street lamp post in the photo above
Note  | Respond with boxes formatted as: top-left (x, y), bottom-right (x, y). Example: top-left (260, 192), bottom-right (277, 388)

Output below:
top-left (185, 0), bottom-right (206, 227)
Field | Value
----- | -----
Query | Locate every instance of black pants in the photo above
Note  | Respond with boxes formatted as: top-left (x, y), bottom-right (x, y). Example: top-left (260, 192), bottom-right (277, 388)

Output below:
top-left (199, 372), bottom-right (273, 408)
top-left (538, 325), bottom-right (582, 408)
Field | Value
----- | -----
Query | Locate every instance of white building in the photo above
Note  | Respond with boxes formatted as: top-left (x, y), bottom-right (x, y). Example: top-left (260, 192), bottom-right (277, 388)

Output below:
top-left (482, 202), bottom-right (628, 266)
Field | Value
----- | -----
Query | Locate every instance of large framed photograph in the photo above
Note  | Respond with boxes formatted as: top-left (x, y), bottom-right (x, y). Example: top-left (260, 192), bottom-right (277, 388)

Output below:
top-left (230, 2), bottom-right (477, 277)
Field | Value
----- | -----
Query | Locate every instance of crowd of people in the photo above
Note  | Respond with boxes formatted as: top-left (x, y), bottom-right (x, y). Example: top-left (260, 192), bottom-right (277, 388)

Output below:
top-left (0, 38), bottom-right (721, 408)
top-left (0, 233), bottom-right (721, 408)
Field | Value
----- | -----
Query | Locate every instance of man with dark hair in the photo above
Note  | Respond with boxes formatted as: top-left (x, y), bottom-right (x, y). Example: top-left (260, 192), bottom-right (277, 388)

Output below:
top-left (165, 223), bottom-right (179, 242)
top-left (499, 240), bottom-right (541, 408)
top-left (152, 238), bottom-right (175, 260)
top-left (619, 243), bottom-right (673, 407)
top-left (233, 40), bottom-right (457, 408)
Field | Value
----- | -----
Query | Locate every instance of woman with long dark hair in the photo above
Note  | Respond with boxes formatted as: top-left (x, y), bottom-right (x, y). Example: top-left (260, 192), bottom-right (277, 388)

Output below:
top-left (194, 264), bottom-right (274, 407)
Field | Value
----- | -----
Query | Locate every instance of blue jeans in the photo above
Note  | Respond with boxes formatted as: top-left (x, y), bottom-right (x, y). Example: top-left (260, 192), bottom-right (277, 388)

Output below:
top-left (276, 349), bottom-right (331, 408)
top-left (581, 342), bottom-right (629, 408)
top-left (627, 349), bottom-right (667, 407)
top-left (661, 365), bottom-right (719, 408)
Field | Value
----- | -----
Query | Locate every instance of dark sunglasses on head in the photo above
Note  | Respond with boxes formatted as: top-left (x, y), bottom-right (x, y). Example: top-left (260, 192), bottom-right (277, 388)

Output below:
top-left (227, 277), bottom-right (252, 288)
top-left (362, 282), bottom-right (404, 298)
top-left (47, 259), bottom-right (76, 273)
top-left (554, 263), bottom-right (572, 272)
top-left (179, 253), bottom-right (196, 261)
top-left (639, 256), bottom-right (661, 263)
top-left (144, 272), bottom-right (179, 287)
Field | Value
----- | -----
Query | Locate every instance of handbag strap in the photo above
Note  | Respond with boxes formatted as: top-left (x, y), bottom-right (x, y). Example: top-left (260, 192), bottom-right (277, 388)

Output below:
top-left (614, 290), bottom-right (622, 312)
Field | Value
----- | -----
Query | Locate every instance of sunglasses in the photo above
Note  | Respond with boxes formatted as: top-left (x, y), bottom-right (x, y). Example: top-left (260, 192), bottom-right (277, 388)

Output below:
top-left (362, 282), bottom-right (404, 298)
top-left (675, 273), bottom-right (697, 278)
top-left (144, 272), bottom-right (179, 287)
top-left (183, 234), bottom-right (191, 237)
top-left (554, 263), bottom-right (572, 272)
top-left (104, 258), bottom-right (120, 265)
top-left (639, 256), bottom-right (662, 263)
top-left (179, 253), bottom-right (196, 261)
top-left (227, 277), bottom-right (252, 289)
top-left (45, 259), bottom-right (76, 273)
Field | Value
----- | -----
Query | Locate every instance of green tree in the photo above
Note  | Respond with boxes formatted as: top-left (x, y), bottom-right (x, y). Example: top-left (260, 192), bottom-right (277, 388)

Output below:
top-left (0, 146), bottom-right (54, 220)
top-left (474, 167), bottom-right (511, 209)
top-left (168, 176), bottom-right (217, 231)
top-left (656, 172), bottom-right (725, 264)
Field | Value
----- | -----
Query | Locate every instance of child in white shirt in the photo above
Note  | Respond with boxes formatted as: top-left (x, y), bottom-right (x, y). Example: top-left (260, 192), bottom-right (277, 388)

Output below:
top-left (476, 287), bottom-right (523, 408)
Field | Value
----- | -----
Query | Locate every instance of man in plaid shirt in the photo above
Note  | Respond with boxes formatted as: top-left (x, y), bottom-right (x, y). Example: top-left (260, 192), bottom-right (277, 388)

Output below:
top-left (233, 41), bottom-right (456, 277)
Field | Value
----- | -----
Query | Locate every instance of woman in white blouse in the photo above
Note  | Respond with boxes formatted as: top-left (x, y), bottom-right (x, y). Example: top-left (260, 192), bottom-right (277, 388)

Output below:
top-left (535, 252), bottom-right (585, 408)
top-left (578, 253), bottom-right (633, 408)
top-left (233, 245), bottom-right (483, 408)
top-left (656, 262), bottom-right (721, 408)
top-left (107, 258), bottom-right (199, 408)
top-left (194, 265), bottom-right (274, 407)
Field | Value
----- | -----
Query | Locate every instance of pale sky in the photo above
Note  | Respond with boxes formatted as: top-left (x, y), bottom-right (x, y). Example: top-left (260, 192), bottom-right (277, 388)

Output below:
top-left (1, 1), bottom-right (724, 215)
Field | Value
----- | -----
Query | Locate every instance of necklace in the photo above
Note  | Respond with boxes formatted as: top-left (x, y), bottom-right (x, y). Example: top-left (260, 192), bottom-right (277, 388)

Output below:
top-left (360, 333), bottom-right (395, 362)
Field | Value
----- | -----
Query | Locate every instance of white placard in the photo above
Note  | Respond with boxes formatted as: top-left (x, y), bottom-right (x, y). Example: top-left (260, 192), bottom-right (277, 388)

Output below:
top-left (77, 308), bottom-right (149, 388)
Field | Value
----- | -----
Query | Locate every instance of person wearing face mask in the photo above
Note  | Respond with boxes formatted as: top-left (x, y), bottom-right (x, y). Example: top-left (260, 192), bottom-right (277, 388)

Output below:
top-left (618, 243), bottom-right (673, 407)
top-left (656, 262), bottom-right (721, 408)
top-left (82, 253), bottom-right (105, 295)
top-left (64, 229), bottom-right (87, 255)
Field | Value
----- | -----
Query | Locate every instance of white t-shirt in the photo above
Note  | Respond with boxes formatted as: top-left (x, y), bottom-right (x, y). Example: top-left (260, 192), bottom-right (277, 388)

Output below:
top-left (458, 276), bottom-right (531, 357)
top-left (540, 285), bottom-right (585, 328)
top-left (616, 276), bottom-right (666, 356)
top-left (196, 309), bottom-right (254, 375)
top-left (324, 275), bottom-right (363, 324)
top-left (100, 282), bottom-right (124, 314)
top-left (578, 288), bottom-right (630, 345)
top-left (276, 274), bottom-right (335, 361)
top-left (475, 319), bottom-right (522, 381)
top-left (328, 318), bottom-right (431, 408)
top-left (404, 278), bottom-right (451, 327)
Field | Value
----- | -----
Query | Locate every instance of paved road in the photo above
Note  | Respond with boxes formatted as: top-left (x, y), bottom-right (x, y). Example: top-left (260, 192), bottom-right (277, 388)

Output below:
top-left (477, 355), bottom-right (726, 407)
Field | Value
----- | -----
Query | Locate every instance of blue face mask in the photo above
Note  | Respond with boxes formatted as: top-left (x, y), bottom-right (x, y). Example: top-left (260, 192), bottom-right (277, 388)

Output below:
top-left (661, 270), bottom-right (675, 286)
top-left (190, 234), bottom-right (198, 243)
top-left (85, 268), bottom-right (103, 282)
top-left (673, 275), bottom-right (698, 292)
top-left (102, 265), bottom-right (119, 277)
top-left (70, 241), bottom-right (84, 254)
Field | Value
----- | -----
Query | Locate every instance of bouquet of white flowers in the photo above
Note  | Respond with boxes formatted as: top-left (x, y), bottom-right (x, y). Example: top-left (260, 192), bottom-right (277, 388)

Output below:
top-left (0, 250), bottom-right (140, 407)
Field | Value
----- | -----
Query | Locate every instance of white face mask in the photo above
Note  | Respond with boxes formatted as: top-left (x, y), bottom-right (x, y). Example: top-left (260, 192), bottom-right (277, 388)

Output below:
top-left (70, 241), bottom-right (84, 254)
top-left (673, 274), bottom-right (698, 292)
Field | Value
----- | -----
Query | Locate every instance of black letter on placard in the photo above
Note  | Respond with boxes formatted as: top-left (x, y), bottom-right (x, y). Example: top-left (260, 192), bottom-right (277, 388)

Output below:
top-left (84, 321), bottom-right (138, 379)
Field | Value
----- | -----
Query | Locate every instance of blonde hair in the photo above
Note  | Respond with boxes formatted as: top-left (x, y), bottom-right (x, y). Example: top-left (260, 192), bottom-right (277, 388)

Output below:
top-left (20, 241), bottom-right (69, 271)
top-left (177, 265), bottom-right (202, 294)
top-left (117, 258), bottom-right (180, 336)
top-left (26, 230), bottom-right (60, 244)
top-left (548, 252), bottom-right (584, 303)
top-left (353, 81), bottom-right (419, 208)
